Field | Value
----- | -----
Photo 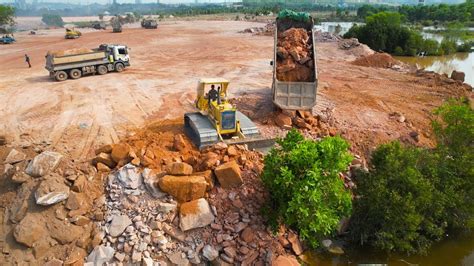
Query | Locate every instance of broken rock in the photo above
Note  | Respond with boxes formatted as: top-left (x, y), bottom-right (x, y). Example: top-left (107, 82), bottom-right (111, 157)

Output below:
top-left (86, 245), bottom-right (115, 265)
top-left (143, 168), bottom-right (166, 198)
top-left (168, 162), bottom-right (193, 175)
top-left (47, 218), bottom-right (84, 244)
top-left (35, 176), bottom-right (70, 206)
top-left (108, 214), bottom-right (132, 237)
top-left (4, 148), bottom-right (26, 164)
top-left (273, 255), bottom-right (300, 266)
top-left (13, 213), bottom-right (47, 247)
top-left (159, 175), bottom-right (207, 202)
top-left (111, 143), bottom-right (131, 163)
top-left (202, 245), bottom-right (219, 261)
top-left (26, 151), bottom-right (63, 177)
top-left (179, 198), bottom-right (215, 231)
top-left (92, 152), bottom-right (116, 168)
top-left (117, 163), bottom-right (142, 189)
top-left (275, 113), bottom-right (293, 129)
top-left (287, 232), bottom-right (304, 255)
top-left (214, 161), bottom-right (243, 189)
top-left (173, 134), bottom-right (186, 151)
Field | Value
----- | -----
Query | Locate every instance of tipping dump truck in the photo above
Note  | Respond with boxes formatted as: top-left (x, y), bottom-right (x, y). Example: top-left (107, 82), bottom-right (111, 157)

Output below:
top-left (141, 18), bottom-right (158, 29)
top-left (272, 10), bottom-right (318, 110)
top-left (111, 17), bottom-right (122, 33)
top-left (45, 44), bottom-right (130, 81)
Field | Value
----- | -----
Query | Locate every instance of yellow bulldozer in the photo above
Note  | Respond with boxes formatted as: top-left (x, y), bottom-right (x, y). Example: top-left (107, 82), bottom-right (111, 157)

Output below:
top-left (65, 28), bottom-right (82, 39)
top-left (184, 78), bottom-right (269, 150)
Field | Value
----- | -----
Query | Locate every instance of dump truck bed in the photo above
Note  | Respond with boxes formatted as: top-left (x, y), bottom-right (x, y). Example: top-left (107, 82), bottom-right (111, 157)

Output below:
top-left (272, 17), bottom-right (318, 110)
top-left (45, 49), bottom-right (108, 71)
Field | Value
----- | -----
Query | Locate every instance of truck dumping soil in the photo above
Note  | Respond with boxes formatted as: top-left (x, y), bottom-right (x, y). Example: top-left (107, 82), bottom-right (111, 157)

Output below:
top-left (352, 52), bottom-right (401, 68)
top-left (276, 27), bottom-right (315, 82)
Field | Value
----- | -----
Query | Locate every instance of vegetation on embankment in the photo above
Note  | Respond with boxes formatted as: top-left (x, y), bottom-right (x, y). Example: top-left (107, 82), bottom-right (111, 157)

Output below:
top-left (263, 99), bottom-right (473, 255)
top-left (344, 11), bottom-right (472, 56)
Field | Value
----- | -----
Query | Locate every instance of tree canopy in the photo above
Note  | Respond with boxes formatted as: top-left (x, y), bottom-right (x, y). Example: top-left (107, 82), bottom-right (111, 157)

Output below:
top-left (0, 5), bottom-right (15, 27)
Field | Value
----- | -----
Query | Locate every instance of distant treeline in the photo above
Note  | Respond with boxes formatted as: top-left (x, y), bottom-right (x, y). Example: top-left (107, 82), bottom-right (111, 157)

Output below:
top-left (357, 0), bottom-right (474, 24)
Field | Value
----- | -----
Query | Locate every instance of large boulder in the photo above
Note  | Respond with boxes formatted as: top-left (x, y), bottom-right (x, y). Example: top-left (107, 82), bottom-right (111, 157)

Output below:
top-left (214, 161), bottom-right (243, 188)
top-left (168, 162), bottom-right (193, 176)
top-left (159, 175), bottom-right (207, 202)
top-left (274, 113), bottom-right (293, 129)
top-left (26, 151), bottom-right (63, 177)
top-left (13, 213), bottom-right (47, 247)
top-left (179, 198), bottom-right (214, 231)
top-left (86, 245), bottom-right (115, 265)
top-left (108, 214), bottom-right (132, 237)
top-left (4, 149), bottom-right (26, 164)
top-left (35, 175), bottom-right (70, 206)
top-left (117, 163), bottom-right (142, 189)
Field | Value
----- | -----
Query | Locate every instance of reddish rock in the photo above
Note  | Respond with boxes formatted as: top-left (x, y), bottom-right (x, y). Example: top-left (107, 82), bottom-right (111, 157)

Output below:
top-left (168, 162), bottom-right (193, 175)
top-left (451, 70), bottom-right (465, 82)
top-left (173, 134), bottom-right (186, 151)
top-left (93, 153), bottom-right (116, 168)
top-left (95, 144), bottom-right (113, 155)
top-left (13, 213), bottom-right (47, 247)
top-left (214, 161), bottom-right (243, 189)
top-left (287, 232), bottom-right (304, 255)
top-left (179, 198), bottom-right (215, 231)
top-left (194, 170), bottom-right (214, 190)
top-left (227, 146), bottom-right (239, 157)
top-left (111, 143), bottom-right (131, 163)
top-left (96, 162), bottom-right (111, 172)
top-left (274, 113), bottom-right (292, 129)
top-left (159, 175), bottom-right (207, 202)
top-left (273, 255), bottom-right (300, 266)
top-left (240, 227), bottom-right (255, 243)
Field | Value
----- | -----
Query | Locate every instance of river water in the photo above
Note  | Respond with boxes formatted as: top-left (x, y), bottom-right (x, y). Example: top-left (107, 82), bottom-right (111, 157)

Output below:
top-left (316, 22), bottom-right (474, 87)
top-left (310, 22), bottom-right (474, 265)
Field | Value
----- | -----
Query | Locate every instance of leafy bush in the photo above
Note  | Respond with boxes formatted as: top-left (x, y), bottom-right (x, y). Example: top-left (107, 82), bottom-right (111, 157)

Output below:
top-left (41, 14), bottom-right (64, 27)
top-left (0, 4), bottom-right (15, 27)
top-left (261, 129), bottom-right (353, 248)
top-left (350, 99), bottom-right (474, 254)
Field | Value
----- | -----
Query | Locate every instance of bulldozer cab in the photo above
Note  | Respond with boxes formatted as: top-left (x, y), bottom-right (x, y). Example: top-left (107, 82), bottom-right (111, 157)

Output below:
top-left (195, 78), bottom-right (229, 112)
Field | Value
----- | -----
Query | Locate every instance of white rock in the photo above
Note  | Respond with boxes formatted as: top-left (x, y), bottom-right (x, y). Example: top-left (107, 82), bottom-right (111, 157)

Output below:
top-left (202, 245), bottom-right (219, 261)
top-left (143, 168), bottom-right (166, 198)
top-left (4, 149), bottom-right (26, 164)
top-left (108, 214), bottom-right (132, 237)
top-left (25, 151), bottom-right (63, 177)
top-left (117, 163), bottom-right (142, 189)
top-left (179, 198), bottom-right (215, 231)
top-left (322, 239), bottom-right (332, 249)
top-left (86, 245), bottom-right (115, 265)
top-left (35, 177), bottom-right (70, 206)
top-left (157, 202), bottom-right (177, 214)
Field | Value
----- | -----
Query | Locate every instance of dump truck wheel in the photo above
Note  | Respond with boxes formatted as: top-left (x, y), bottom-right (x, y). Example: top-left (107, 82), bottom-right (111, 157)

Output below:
top-left (69, 69), bottom-right (82, 79)
top-left (55, 71), bottom-right (68, 82)
top-left (97, 65), bottom-right (108, 75)
top-left (115, 63), bottom-right (125, 72)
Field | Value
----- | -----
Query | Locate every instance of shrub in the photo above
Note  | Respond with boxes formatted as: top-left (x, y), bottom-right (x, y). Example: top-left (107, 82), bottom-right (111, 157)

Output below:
top-left (350, 99), bottom-right (474, 254)
top-left (41, 14), bottom-right (64, 27)
top-left (261, 129), bottom-right (353, 248)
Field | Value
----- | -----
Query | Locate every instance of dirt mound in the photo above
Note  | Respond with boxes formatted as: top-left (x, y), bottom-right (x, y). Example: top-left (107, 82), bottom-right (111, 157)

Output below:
top-left (352, 52), bottom-right (400, 68)
top-left (47, 48), bottom-right (94, 57)
top-left (240, 22), bottom-right (275, 36)
top-left (276, 28), bottom-right (315, 82)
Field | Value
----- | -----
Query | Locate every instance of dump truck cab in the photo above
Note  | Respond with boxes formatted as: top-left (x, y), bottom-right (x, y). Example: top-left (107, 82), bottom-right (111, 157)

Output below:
top-left (100, 44), bottom-right (130, 65)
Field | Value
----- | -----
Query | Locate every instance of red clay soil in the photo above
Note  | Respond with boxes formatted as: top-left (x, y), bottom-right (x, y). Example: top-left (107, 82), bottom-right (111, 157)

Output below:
top-left (352, 52), bottom-right (400, 68)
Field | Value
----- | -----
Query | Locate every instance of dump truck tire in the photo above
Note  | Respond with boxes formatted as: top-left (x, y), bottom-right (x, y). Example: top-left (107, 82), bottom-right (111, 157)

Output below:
top-left (97, 65), bottom-right (108, 75)
top-left (69, 69), bottom-right (82, 79)
top-left (115, 63), bottom-right (125, 72)
top-left (55, 71), bottom-right (68, 82)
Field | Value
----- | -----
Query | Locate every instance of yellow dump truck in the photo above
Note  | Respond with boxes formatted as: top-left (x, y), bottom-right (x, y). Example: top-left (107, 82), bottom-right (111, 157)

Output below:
top-left (65, 28), bottom-right (82, 39)
top-left (45, 44), bottom-right (130, 81)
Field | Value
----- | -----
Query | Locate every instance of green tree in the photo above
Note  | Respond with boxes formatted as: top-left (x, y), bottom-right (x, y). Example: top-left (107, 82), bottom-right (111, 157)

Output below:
top-left (261, 129), bottom-right (353, 248)
top-left (41, 14), bottom-right (64, 27)
top-left (0, 5), bottom-right (15, 28)
top-left (350, 99), bottom-right (474, 254)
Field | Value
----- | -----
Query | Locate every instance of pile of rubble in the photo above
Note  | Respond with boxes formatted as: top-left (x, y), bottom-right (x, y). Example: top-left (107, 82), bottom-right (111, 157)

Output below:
top-left (314, 31), bottom-right (342, 43)
top-left (338, 38), bottom-right (360, 50)
top-left (352, 52), bottom-right (402, 69)
top-left (276, 28), bottom-right (315, 82)
top-left (87, 122), bottom-right (305, 265)
top-left (240, 22), bottom-right (275, 36)
top-left (0, 139), bottom-right (104, 264)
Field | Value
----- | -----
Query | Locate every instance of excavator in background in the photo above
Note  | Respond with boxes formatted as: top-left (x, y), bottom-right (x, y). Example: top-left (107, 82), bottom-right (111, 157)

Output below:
top-left (184, 78), bottom-right (271, 150)
top-left (65, 28), bottom-right (82, 39)
top-left (111, 16), bottom-right (122, 33)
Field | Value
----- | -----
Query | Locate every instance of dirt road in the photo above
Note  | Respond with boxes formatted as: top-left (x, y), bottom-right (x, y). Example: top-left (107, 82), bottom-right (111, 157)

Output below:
top-left (0, 20), bottom-right (471, 161)
top-left (0, 20), bottom-right (273, 160)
